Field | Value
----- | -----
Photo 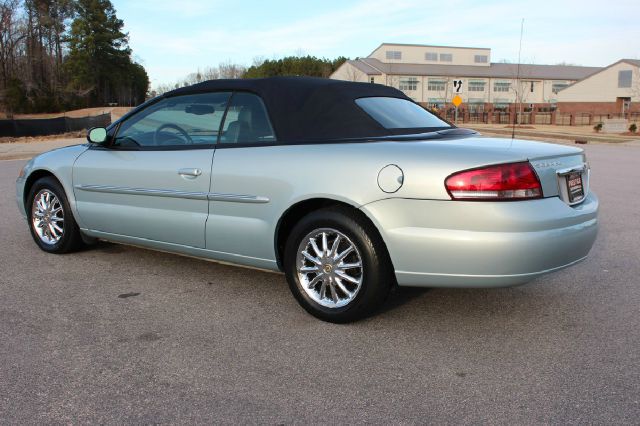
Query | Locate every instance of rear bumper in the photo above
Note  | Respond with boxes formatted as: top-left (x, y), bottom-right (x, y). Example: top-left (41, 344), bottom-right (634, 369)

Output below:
top-left (360, 193), bottom-right (599, 288)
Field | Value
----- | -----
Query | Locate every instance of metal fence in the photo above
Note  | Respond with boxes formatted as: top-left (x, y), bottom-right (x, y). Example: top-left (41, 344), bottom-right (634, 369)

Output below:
top-left (437, 111), bottom-right (640, 127)
top-left (534, 113), bottom-right (552, 125)
top-left (574, 113), bottom-right (591, 126)
top-left (493, 113), bottom-right (511, 124)
top-left (556, 114), bottom-right (571, 126)
top-left (0, 113), bottom-right (111, 138)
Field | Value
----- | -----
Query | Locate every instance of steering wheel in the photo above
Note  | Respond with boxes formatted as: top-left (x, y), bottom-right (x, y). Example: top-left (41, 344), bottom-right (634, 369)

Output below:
top-left (154, 123), bottom-right (193, 145)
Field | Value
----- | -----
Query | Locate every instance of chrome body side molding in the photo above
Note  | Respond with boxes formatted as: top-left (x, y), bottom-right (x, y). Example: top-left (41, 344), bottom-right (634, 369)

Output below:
top-left (75, 184), bottom-right (208, 200)
top-left (75, 184), bottom-right (270, 203)
top-left (207, 193), bottom-right (270, 204)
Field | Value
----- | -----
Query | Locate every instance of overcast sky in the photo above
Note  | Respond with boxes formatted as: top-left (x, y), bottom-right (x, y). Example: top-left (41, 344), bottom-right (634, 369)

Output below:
top-left (111, 0), bottom-right (640, 88)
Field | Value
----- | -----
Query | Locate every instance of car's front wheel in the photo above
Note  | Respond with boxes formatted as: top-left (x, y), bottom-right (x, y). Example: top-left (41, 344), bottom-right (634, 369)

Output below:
top-left (27, 177), bottom-right (84, 254)
top-left (284, 206), bottom-right (393, 323)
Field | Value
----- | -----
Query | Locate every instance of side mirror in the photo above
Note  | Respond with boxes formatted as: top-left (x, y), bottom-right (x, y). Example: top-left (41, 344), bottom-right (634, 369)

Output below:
top-left (87, 127), bottom-right (108, 144)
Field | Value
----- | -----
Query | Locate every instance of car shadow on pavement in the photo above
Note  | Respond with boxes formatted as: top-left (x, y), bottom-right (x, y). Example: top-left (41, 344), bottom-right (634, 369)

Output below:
top-left (84, 240), bottom-right (561, 327)
top-left (377, 286), bottom-right (432, 315)
top-left (88, 240), bottom-right (128, 253)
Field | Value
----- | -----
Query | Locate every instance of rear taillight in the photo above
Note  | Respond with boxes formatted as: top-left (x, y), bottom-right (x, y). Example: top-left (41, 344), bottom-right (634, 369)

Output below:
top-left (445, 162), bottom-right (542, 201)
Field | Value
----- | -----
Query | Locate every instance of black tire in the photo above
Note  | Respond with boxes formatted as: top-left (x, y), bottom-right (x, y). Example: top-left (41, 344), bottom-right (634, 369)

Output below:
top-left (26, 176), bottom-right (84, 254)
top-left (283, 206), bottom-right (393, 323)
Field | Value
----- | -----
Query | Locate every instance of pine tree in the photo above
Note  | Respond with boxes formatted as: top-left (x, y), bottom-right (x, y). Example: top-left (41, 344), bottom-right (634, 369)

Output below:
top-left (243, 56), bottom-right (348, 79)
top-left (23, 0), bottom-right (74, 110)
top-left (65, 0), bottom-right (146, 106)
top-left (1, 0), bottom-right (148, 112)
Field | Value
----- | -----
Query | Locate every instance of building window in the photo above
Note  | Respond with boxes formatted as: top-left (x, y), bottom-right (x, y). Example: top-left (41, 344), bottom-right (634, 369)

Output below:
top-left (370, 77), bottom-right (375, 84)
top-left (618, 70), bottom-right (632, 88)
top-left (439, 53), bottom-right (453, 62)
top-left (493, 99), bottom-right (511, 110)
top-left (399, 77), bottom-right (419, 91)
top-left (468, 80), bottom-right (486, 92)
top-left (468, 100), bottom-right (485, 112)
top-left (428, 98), bottom-right (446, 109)
top-left (552, 81), bottom-right (569, 94)
top-left (474, 55), bottom-right (488, 63)
top-left (427, 79), bottom-right (447, 91)
top-left (386, 50), bottom-right (402, 60)
top-left (425, 52), bottom-right (438, 61)
top-left (494, 81), bottom-right (510, 92)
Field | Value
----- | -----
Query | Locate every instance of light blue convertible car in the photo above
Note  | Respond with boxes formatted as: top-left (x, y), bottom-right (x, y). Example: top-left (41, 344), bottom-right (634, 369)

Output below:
top-left (16, 77), bottom-right (598, 322)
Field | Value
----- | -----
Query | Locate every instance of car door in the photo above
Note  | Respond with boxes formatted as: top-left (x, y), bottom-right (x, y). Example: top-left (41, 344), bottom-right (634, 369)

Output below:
top-left (73, 92), bottom-right (231, 248)
top-left (206, 92), bottom-right (282, 264)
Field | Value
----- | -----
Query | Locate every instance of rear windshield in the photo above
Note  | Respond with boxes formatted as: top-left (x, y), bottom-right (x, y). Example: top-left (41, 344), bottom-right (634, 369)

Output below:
top-left (355, 97), bottom-right (451, 130)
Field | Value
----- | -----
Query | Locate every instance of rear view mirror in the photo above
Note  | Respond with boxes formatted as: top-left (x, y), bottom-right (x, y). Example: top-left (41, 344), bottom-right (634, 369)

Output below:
top-left (87, 127), bottom-right (108, 144)
top-left (185, 104), bottom-right (215, 115)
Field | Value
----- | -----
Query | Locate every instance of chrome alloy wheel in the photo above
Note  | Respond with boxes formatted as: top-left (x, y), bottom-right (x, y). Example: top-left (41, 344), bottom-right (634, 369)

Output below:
top-left (296, 228), bottom-right (364, 308)
top-left (31, 189), bottom-right (64, 245)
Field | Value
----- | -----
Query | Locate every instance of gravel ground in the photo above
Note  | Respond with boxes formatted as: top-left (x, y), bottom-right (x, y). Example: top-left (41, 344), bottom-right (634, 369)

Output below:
top-left (0, 143), bottom-right (639, 424)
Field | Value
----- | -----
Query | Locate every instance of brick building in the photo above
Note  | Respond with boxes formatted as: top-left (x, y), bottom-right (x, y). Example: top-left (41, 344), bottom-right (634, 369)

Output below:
top-left (330, 43), bottom-right (639, 116)
top-left (556, 59), bottom-right (640, 114)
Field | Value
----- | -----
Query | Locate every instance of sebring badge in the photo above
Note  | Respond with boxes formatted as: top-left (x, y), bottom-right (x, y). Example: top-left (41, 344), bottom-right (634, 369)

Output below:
top-left (534, 161), bottom-right (562, 168)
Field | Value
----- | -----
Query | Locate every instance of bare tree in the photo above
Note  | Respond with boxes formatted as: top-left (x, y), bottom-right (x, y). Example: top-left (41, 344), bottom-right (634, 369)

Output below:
top-left (217, 60), bottom-right (245, 79)
top-left (0, 0), bottom-right (26, 115)
top-left (1, 0), bottom-right (76, 113)
top-left (0, 0), bottom-right (25, 87)
top-left (201, 66), bottom-right (219, 80)
top-left (251, 56), bottom-right (266, 68)
top-left (154, 83), bottom-right (175, 95)
top-left (511, 79), bottom-right (533, 106)
top-left (153, 61), bottom-right (247, 95)
top-left (184, 71), bottom-right (203, 85)
top-left (507, 63), bottom-right (534, 124)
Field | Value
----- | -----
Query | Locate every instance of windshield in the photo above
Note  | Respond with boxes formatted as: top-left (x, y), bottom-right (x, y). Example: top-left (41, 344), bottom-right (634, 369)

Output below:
top-left (355, 97), bottom-right (451, 130)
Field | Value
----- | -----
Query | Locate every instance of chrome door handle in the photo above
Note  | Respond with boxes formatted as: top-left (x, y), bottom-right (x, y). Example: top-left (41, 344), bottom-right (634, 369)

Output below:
top-left (178, 168), bottom-right (202, 177)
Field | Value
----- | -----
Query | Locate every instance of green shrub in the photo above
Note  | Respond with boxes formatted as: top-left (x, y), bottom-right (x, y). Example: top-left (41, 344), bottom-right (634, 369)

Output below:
top-left (630, 123), bottom-right (638, 133)
top-left (594, 123), bottom-right (603, 132)
top-left (4, 79), bottom-right (28, 114)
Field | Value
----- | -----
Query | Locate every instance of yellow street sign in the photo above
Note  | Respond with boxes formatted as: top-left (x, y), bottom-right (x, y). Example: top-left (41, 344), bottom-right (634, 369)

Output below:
top-left (452, 95), bottom-right (462, 108)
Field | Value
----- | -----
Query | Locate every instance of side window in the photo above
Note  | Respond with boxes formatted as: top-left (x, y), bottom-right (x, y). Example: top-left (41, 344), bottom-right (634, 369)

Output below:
top-left (220, 92), bottom-right (276, 144)
top-left (113, 92), bottom-right (231, 148)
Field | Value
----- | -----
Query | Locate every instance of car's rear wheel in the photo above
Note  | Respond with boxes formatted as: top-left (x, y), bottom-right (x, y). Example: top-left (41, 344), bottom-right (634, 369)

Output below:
top-left (27, 177), bottom-right (84, 254)
top-left (284, 206), bottom-right (393, 323)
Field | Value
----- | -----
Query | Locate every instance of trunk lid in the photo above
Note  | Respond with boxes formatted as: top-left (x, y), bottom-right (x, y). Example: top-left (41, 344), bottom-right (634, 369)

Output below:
top-left (443, 136), bottom-right (588, 201)
top-left (387, 135), bottom-right (589, 202)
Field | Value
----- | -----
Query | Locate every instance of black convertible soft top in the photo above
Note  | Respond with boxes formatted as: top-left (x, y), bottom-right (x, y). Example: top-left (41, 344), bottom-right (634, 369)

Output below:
top-left (164, 76), bottom-right (440, 142)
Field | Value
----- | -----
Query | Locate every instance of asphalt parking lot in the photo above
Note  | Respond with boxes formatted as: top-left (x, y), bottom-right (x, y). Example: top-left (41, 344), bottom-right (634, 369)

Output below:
top-left (1, 143), bottom-right (639, 423)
